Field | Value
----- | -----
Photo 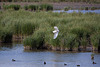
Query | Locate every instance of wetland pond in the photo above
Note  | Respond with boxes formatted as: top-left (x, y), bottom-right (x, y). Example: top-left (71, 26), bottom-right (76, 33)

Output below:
top-left (53, 10), bottom-right (100, 14)
top-left (0, 42), bottom-right (100, 67)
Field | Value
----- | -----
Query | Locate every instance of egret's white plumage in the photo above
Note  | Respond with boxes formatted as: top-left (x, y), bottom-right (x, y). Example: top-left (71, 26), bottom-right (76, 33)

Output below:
top-left (53, 26), bottom-right (59, 39)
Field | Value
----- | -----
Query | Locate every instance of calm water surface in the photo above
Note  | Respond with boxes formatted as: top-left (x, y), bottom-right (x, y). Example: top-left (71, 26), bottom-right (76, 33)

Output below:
top-left (0, 43), bottom-right (100, 67)
top-left (53, 10), bottom-right (100, 14)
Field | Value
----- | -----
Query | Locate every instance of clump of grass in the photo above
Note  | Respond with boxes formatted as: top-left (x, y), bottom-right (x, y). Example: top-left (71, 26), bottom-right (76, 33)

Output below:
top-left (91, 32), bottom-right (100, 48)
top-left (12, 22), bottom-right (22, 36)
top-left (23, 36), bottom-right (34, 48)
top-left (23, 29), bottom-right (45, 49)
top-left (81, 37), bottom-right (88, 49)
top-left (70, 27), bottom-right (86, 38)
top-left (64, 33), bottom-right (77, 50)
top-left (3, 5), bottom-right (9, 10)
top-left (91, 7), bottom-right (98, 10)
top-left (85, 7), bottom-right (89, 10)
top-left (64, 7), bottom-right (71, 11)
top-left (0, 29), bottom-right (12, 43)
top-left (2, 4), bottom-right (53, 11)
top-left (32, 29), bottom-right (45, 49)
top-left (11, 4), bottom-right (20, 10)
top-left (21, 22), bottom-right (35, 35)
top-left (40, 4), bottom-right (53, 11)
top-left (3, 4), bottom-right (21, 10)
top-left (28, 5), bottom-right (39, 11)
top-left (24, 5), bottom-right (28, 10)
top-left (80, 7), bottom-right (84, 10)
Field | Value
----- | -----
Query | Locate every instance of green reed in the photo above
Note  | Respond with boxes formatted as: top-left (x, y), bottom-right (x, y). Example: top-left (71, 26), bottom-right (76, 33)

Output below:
top-left (0, 9), bottom-right (100, 50)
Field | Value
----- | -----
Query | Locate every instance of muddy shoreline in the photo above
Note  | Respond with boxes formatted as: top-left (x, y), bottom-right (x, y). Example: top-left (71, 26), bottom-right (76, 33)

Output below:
top-left (0, 2), bottom-right (100, 10)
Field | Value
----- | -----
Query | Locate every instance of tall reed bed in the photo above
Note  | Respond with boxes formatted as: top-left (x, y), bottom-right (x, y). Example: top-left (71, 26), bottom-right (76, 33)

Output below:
top-left (0, 28), bottom-right (12, 43)
top-left (2, 4), bottom-right (53, 11)
top-left (0, 10), bottom-right (100, 51)
top-left (3, 4), bottom-right (21, 10)
top-left (24, 4), bottom-right (53, 11)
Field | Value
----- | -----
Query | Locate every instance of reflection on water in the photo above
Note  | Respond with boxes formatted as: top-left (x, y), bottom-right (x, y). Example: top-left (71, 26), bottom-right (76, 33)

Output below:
top-left (53, 10), bottom-right (100, 14)
top-left (0, 43), bottom-right (13, 51)
top-left (0, 43), bottom-right (100, 67)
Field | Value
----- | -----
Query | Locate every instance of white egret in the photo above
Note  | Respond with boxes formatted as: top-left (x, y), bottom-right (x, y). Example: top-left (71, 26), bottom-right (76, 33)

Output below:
top-left (53, 26), bottom-right (59, 39)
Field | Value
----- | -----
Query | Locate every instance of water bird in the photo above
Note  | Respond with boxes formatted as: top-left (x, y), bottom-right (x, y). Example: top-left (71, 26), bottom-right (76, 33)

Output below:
top-left (44, 61), bottom-right (46, 64)
top-left (12, 59), bottom-right (16, 61)
top-left (77, 65), bottom-right (80, 67)
top-left (64, 63), bottom-right (67, 66)
top-left (91, 56), bottom-right (94, 60)
top-left (91, 54), bottom-right (94, 60)
top-left (53, 26), bottom-right (59, 39)
top-left (93, 61), bottom-right (96, 64)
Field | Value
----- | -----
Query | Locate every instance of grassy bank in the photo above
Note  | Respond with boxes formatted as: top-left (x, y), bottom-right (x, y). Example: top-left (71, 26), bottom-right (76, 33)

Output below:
top-left (0, 9), bottom-right (100, 51)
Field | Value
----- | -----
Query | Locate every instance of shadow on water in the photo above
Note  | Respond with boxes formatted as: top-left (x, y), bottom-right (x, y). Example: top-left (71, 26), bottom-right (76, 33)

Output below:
top-left (0, 40), bottom-right (22, 51)
top-left (0, 43), bottom-right (13, 51)
top-left (98, 45), bottom-right (100, 52)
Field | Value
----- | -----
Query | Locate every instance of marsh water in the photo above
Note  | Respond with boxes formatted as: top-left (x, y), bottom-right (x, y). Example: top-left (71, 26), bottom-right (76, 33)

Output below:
top-left (0, 42), bottom-right (100, 67)
top-left (53, 10), bottom-right (100, 14)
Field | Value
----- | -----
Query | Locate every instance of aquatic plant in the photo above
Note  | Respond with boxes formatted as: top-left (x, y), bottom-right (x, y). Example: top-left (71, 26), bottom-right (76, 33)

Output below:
top-left (23, 29), bottom-right (45, 49)
top-left (24, 5), bottom-right (28, 10)
top-left (91, 7), bottom-right (98, 10)
top-left (40, 4), bottom-right (53, 11)
top-left (0, 9), bottom-right (100, 51)
top-left (3, 5), bottom-right (9, 10)
top-left (28, 5), bottom-right (39, 11)
top-left (23, 36), bottom-right (34, 48)
top-left (64, 33), bottom-right (77, 50)
top-left (64, 7), bottom-right (71, 11)
top-left (91, 32), bottom-right (100, 48)
top-left (21, 22), bottom-right (35, 35)
top-left (12, 22), bottom-right (22, 36)
top-left (85, 7), bottom-right (89, 10)
top-left (80, 7), bottom-right (84, 10)
top-left (3, 4), bottom-right (21, 10)
top-left (0, 29), bottom-right (12, 43)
